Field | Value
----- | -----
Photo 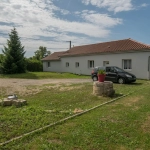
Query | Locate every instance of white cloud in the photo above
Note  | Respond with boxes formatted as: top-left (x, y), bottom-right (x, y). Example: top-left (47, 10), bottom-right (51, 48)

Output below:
top-left (82, 0), bottom-right (134, 13)
top-left (60, 9), bottom-right (70, 15)
top-left (0, 0), bottom-right (123, 56)
top-left (80, 11), bottom-right (122, 27)
top-left (141, 3), bottom-right (148, 7)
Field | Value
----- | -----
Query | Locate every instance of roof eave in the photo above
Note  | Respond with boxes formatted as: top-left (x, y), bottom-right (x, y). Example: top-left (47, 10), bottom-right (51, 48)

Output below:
top-left (42, 58), bottom-right (61, 61)
top-left (60, 48), bottom-right (150, 57)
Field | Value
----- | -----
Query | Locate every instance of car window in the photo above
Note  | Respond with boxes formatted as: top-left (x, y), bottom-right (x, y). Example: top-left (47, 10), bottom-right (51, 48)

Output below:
top-left (106, 67), bottom-right (116, 73)
top-left (106, 67), bottom-right (111, 72)
top-left (110, 67), bottom-right (115, 72)
top-left (98, 67), bottom-right (105, 71)
top-left (115, 67), bottom-right (125, 72)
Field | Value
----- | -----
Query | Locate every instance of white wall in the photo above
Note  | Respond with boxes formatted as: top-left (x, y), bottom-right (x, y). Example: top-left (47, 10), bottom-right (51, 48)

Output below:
top-left (43, 61), bottom-right (62, 72)
top-left (43, 51), bottom-right (150, 79)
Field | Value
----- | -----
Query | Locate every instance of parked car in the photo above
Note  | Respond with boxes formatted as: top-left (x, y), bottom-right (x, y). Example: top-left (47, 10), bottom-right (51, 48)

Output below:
top-left (91, 66), bottom-right (136, 84)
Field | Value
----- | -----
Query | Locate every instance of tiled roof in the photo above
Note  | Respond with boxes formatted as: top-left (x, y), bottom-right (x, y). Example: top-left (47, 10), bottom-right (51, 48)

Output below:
top-left (42, 39), bottom-right (150, 61)
top-left (61, 38), bottom-right (150, 57)
top-left (41, 51), bottom-right (66, 61)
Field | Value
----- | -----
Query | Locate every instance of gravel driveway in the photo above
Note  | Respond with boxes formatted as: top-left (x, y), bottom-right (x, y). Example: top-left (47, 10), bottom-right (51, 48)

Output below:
top-left (0, 78), bottom-right (92, 96)
top-left (0, 78), bottom-right (91, 87)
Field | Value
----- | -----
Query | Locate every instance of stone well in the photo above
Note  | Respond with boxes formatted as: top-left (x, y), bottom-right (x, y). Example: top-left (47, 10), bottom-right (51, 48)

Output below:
top-left (93, 81), bottom-right (115, 97)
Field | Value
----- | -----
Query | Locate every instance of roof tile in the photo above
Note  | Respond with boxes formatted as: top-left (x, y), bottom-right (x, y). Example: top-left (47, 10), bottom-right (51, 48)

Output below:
top-left (62, 38), bottom-right (150, 57)
top-left (41, 51), bottom-right (65, 61)
top-left (42, 39), bottom-right (150, 61)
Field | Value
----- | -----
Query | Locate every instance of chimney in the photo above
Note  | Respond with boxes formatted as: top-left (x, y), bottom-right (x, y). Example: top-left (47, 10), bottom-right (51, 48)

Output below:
top-left (66, 41), bottom-right (72, 49)
top-left (69, 41), bottom-right (71, 49)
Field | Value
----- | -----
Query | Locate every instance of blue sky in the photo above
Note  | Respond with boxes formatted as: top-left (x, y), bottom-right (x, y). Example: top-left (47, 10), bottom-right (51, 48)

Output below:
top-left (0, 0), bottom-right (149, 57)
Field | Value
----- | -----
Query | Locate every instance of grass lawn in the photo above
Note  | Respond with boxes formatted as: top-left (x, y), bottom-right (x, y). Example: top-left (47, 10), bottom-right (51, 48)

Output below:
top-left (0, 72), bottom-right (90, 79)
top-left (0, 80), bottom-right (150, 149)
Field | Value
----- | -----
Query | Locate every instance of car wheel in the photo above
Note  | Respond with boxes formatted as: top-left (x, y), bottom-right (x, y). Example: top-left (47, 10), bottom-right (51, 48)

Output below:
top-left (93, 76), bottom-right (98, 81)
top-left (118, 78), bottom-right (125, 84)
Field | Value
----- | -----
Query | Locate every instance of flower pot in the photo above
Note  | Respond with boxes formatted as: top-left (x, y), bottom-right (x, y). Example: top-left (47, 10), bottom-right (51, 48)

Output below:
top-left (98, 74), bottom-right (106, 82)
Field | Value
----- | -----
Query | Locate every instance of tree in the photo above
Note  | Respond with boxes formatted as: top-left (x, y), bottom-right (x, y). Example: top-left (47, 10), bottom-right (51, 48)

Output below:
top-left (34, 46), bottom-right (51, 60)
top-left (1, 28), bottom-right (26, 74)
top-left (0, 54), bottom-right (4, 63)
top-left (0, 54), bottom-right (4, 73)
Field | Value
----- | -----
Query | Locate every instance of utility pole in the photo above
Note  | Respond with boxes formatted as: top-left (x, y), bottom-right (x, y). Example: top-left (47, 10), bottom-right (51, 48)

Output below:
top-left (66, 41), bottom-right (71, 49)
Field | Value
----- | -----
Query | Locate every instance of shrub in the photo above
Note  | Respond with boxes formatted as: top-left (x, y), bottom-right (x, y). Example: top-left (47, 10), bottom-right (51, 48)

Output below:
top-left (26, 59), bottom-right (42, 72)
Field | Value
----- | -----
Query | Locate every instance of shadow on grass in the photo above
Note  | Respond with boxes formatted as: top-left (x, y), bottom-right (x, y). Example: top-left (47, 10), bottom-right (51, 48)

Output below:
top-left (127, 82), bottom-right (143, 86)
top-left (112, 93), bottom-right (124, 98)
top-left (114, 82), bottom-right (143, 86)
top-left (0, 72), bottom-right (39, 79)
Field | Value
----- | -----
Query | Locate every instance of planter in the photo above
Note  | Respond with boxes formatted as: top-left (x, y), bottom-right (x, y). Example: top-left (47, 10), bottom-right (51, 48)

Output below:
top-left (98, 74), bottom-right (106, 82)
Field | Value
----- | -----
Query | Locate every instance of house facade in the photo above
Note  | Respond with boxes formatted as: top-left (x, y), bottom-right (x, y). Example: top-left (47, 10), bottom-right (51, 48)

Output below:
top-left (42, 39), bottom-right (150, 79)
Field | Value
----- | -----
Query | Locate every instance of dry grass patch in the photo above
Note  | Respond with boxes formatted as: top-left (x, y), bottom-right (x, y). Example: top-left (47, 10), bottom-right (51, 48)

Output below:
top-left (124, 96), bottom-right (143, 106)
top-left (0, 82), bottom-right (83, 97)
top-left (117, 146), bottom-right (127, 150)
top-left (100, 115), bottom-right (121, 123)
top-left (73, 108), bottom-right (83, 113)
top-left (0, 85), bottom-right (42, 97)
top-left (113, 96), bottom-right (143, 108)
top-left (122, 96), bottom-right (144, 112)
top-left (59, 85), bottom-right (84, 91)
top-left (48, 139), bottom-right (63, 145)
top-left (141, 115), bottom-right (150, 133)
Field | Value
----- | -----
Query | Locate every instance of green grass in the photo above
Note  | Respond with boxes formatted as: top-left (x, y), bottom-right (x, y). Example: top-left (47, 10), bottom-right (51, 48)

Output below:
top-left (0, 72), bottom-right (90, 79)
top-left (0, 80), bottom-right (150, 149)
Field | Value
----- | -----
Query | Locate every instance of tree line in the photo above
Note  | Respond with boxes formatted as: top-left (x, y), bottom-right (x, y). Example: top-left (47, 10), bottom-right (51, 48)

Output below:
top-left (0, 28), bottom-right (51, 74)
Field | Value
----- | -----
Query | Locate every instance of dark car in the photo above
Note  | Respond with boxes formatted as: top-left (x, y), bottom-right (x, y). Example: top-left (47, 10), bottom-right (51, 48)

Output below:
top-left (91, 66), bottom-right (136, 84)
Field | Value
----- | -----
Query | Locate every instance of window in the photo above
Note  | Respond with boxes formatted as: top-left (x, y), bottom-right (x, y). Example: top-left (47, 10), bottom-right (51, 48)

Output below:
top-left (47, 62), bottom-right (50, 67)
top-left (123, 59), bottom-right (132, 69)
top-left (103, 61), bottom-right (109, 66)
top-left (66, 62), bottom-right (69, 67)
top-left (75, 62), bottom-right (79, 68)
top-left (88, 60), bottom-right (94, 68)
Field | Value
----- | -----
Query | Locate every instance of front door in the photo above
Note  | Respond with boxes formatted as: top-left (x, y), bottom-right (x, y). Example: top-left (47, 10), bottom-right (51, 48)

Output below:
top-left (105, 67), bottom-right (117, 82)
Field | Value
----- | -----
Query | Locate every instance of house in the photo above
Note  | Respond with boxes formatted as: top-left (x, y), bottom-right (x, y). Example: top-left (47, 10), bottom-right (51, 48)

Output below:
top-left (42, 38), bottom-right (150, 79)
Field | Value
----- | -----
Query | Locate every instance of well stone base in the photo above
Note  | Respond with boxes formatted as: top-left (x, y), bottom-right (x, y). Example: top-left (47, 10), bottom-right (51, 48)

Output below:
top-left (93, 81), bottom-right (115, 97)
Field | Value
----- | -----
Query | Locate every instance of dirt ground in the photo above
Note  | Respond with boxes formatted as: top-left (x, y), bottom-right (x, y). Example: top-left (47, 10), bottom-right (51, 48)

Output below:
top-left (0, 78), bottom-right (92, 96)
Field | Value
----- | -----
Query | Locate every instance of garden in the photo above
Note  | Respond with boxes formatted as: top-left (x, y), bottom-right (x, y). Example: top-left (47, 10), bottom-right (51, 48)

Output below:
top-left (0, 75), bottom-right (150, 149)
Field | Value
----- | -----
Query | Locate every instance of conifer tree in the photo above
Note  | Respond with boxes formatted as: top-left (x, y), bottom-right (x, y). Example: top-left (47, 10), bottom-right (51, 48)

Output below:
top-left (1, 28), bottom-right (26, 74)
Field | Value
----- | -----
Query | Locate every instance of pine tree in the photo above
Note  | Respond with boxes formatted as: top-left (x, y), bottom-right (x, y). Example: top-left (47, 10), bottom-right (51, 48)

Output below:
top-left (1, 28), bottom-right (26, 74)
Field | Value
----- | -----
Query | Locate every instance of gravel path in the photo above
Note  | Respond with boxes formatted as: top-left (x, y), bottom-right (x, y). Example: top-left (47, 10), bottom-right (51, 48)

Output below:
top-left (0, 78), bottom-right (91, 87)
top-left (0, 78), bottom-right (92, 96)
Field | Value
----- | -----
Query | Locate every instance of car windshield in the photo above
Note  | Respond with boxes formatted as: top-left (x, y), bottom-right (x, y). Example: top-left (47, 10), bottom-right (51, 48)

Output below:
top-left (98, 67), bottom-right (105, 70)
top-left (115, 67), bottom-right (125, 72)
top-left (93, 67), bottom-right (98, 71)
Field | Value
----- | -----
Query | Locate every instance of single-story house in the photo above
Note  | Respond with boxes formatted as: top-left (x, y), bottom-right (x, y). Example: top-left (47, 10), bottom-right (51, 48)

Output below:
top-left (42, 38), bottom-right (150, 79)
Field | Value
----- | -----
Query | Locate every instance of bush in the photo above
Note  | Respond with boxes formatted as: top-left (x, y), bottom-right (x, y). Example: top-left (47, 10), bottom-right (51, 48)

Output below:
top-left (0, 63), bottom-right (2, 74)
top-left (26, 59), bottom-right (43, 72)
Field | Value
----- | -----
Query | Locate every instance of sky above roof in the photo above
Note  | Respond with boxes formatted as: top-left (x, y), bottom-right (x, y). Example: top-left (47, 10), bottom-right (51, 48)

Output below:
top-left (0, 0), bottom-right (149, 57)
